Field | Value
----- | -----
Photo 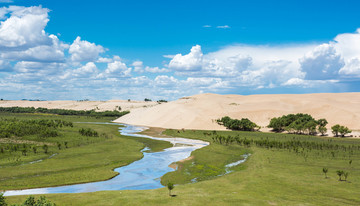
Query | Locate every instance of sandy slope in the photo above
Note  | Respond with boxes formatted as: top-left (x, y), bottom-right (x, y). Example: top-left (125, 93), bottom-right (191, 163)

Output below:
top-left (0, 100), bottom-right (158, 112)
top-left (114, 93), bottom-right (360, 133)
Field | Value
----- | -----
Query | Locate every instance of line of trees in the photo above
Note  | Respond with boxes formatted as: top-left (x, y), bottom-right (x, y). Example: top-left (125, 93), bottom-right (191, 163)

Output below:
top-left (268, 113), bottom-right (352, 137)
top-left (217, 116), bottom-right (260, 131)
top-left (268, 113), bottom-right (328, 135)
top-left (0, 107), bottom-right (130, 117)
top-left (0, 118), bottom-right (73, 138)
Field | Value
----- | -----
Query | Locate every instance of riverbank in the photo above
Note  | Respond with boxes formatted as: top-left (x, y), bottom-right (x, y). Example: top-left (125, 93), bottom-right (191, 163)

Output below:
top-left (0, 113), bottom-right (171, 191)
top-left (6, 127), bottom-right (360, 205)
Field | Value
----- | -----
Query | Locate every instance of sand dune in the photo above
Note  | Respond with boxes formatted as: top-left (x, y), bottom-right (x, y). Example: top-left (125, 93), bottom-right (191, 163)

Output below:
top-left (1, 93), bottom-right (359, 134)
top-left (114, 93), bottom-right (360, 132)
top-left (0, 100), bottom-right (158, 112)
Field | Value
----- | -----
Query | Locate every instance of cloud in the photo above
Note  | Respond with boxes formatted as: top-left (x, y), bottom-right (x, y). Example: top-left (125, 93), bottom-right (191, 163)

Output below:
top-left (145, 66), bottom-right (169, 73)
top-left (0, 4), bottom-right (359, 101)
top-left (300, 43), bottom-right (344, 80)
top-left (283, 78), bottom-right (339, 87)
top-left (132, 60), bottom-right (143, 72)
top-left (168, 44), bottom-right (310, 87)
top-left (69, 36), bottom-right (105, 62)
top-left (0, 58), bottom-right (11, 71)
top-left (0, 6), bottom-right (51, 49)
top-left (168, 45), bottom-right (203, 71)
top-left (0, 0), bottom-right (13, 3)
top-left (154, 75), bottom-right (178, 87)
top-left (216, 25), bottom-right (230, 29)
top-left (203, 25), bottom-right (211, 28)
top-left (62, 62), bottom-right (99, 79)
top-left (97, 59), bottom-right (131, 79)
top-left (339, 58), bottom-right (360, 76)
top-left (97, 57), bottom-right (113, 63)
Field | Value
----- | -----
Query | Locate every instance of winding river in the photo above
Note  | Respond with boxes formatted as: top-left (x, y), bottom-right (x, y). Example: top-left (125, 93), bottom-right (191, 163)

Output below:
top-left (4, 124), bottom-right (209, 196)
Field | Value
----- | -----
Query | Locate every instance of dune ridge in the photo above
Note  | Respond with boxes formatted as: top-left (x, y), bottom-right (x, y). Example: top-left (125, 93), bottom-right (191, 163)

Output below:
top-left (1, 93), bottom-right (359, 133)
top-left (0, 100), bottom-right (158, 112)
top-left (114, 93), bottom-right (360, 132)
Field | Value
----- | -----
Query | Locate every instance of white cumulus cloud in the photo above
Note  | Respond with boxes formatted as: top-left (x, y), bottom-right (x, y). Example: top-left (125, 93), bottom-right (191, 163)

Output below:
top-left (0, 6), bottom-right (51, 49)
top-left (69, 36), bottom-right (105, 62)
top-left (169, 45), bottom-right (203, 71)
top-left (300, 43), bottom-right (344, 80)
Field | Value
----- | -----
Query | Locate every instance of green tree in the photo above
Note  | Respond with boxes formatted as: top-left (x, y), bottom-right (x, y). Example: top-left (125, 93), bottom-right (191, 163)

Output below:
top-left (339, 126), bottom-right (351, 137)
top-left (167, 182), bottom-right (174, 196)
top-left (332, 124), bottom-right (341, 137)
top-left (336, 170), bottom-right (344, 181)
top-left (20, 196), bottom-right (56, 206)
top-left (318, 126), bottom-right (327, 136)
top-left (42, 144), bottom-right (48, 154)
top-left (57, 142), bottom-right (61, 150)
top-left (317, 118), bottom-right (328, 127)
top-left (344, 172), bottom-right (349, 181)
top-left (0, 193), bottom-right (7, 206)
top-left (322, 167), bottom-right (328, 178)
top-left (23, 196), bottom-right (36, 206)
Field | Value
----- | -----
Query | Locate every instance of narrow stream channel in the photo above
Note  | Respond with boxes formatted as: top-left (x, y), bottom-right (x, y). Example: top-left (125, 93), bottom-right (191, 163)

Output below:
top-left (4, 124), bottom-right (209, 196)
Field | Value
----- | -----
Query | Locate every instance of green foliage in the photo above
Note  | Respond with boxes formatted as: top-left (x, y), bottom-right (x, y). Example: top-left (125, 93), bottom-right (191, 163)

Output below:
top-left (217, 116), bottom-right (260, 131)
top-left (15, 196), bottom-right (56, 206)
top-left (157, 100), bottom-right (167, 103)
top-left (268, 113), bottom-right (329, 135)
top-left (318, 126), bottom-right (327, 136)
top-left (332, 124), bottom-right (352, 137)
top-left (79, 128), bottom-right (99, 137)
top-left (42, 145), bottom-right (48, 154)
top-left (322, 167), bottom-right (328, 178)
top-left (336, 170), bottom-right (344, 181)
top-left (167, 182), bottom-right (174, 196)
top-left (0, 193), bottom-right (7, 206)
top-left (0, 107), bottom-right (129, 118)
top-left (0, 119), bottom-right (72, 138)
top-left (144, 98), bottom-right (152, 102)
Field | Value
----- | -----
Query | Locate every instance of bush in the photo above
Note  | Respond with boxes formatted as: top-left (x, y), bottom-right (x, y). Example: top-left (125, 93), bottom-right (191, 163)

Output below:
top-left (79, 128), bottom-right (99, 137)
top-left (332, 124), bottom-right (352, 137)
top-left (268, 113), bottom-right (328, 135)
top-left (217, 116), bottom-right (260, 131)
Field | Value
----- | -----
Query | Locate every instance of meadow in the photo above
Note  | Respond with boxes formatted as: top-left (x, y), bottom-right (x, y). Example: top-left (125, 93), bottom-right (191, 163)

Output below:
top-left (2, 113), bottom-right (360, 205)
top-left (0, 113), bottom-right (171, 191)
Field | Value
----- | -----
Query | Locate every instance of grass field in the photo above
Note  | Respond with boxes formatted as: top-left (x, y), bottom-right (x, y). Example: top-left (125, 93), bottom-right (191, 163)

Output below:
top-left (0, 113), bottom-right (171, 191)
top-left (3, 114), bottom-right (360, 205)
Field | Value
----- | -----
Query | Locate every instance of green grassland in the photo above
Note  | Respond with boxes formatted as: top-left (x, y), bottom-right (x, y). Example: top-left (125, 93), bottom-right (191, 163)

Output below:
top-left (3, 114), bottom-right (360, 205)
top-left (0, 113), bottom-right (171, 191)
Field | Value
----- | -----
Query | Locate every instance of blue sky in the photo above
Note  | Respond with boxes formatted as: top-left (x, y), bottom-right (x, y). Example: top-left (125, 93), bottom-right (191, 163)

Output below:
top-left (0, 0), bottom-right (360, 100)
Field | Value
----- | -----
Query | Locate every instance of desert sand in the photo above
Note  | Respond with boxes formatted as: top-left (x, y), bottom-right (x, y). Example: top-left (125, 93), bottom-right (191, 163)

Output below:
top-left (1, 93), bottom-right (359, 135)
top-left (114, 93), bottom-right (360, 134)
top-left (0, 100), bottom-right (158, 112)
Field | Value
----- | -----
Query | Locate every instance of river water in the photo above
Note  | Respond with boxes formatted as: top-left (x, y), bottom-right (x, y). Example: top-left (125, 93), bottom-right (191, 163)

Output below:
top-left (4, 124), bottom-right (209, 196)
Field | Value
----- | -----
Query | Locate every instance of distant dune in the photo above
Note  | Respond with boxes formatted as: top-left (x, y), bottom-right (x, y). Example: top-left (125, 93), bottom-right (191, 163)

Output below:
top-left (0, 100), bottom-right (158, 112)
top-left (1, 93), bottom-right (359, 134)
top-left (114, 93), bottom-right (360, 133)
